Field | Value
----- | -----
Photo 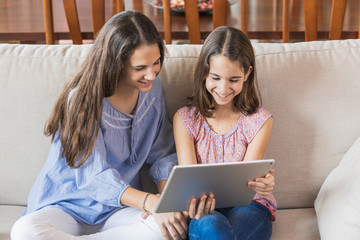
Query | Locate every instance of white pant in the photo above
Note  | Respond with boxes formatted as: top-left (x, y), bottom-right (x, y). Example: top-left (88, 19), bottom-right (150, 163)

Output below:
top-left (11, 206), bottom-right (163, 240)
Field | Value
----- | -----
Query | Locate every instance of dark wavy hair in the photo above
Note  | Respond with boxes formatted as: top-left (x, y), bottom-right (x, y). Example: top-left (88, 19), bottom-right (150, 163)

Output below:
top-left (189, 26), bottom-right (261, 117)
top-left (44, 11), bottom-right (165, 168)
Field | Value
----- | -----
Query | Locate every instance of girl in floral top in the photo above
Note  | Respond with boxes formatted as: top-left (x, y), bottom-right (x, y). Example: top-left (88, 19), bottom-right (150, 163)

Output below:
top-left (173, 26), bottom-right (277, 240)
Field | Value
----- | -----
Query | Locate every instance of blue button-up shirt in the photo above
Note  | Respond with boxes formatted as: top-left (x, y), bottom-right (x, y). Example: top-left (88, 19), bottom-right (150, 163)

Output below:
top-left (23, 76), bottom-right (177, 225)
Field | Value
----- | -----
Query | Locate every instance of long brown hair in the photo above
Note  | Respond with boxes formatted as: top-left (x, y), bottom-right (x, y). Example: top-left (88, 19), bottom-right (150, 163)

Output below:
top-left (189, 26), bottom-right (261, 117)
top-left (44, 11), bottom-right (165, 168)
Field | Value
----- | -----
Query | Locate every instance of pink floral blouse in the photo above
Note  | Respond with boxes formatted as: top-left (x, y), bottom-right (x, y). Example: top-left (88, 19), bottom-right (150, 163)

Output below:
top-left (178, 106), bottom-right (277, 221)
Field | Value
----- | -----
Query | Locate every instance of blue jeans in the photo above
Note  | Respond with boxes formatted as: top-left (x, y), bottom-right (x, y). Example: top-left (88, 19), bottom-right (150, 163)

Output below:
top-left (188, 201), bottom-right (272, 240)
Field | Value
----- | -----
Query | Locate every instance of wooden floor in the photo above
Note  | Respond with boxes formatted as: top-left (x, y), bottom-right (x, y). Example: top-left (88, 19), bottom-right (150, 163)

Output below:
top-left (0, 0), bottom-right (359, 44)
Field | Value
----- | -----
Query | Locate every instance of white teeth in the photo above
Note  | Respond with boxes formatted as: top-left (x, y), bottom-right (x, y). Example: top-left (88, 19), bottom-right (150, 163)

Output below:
top-left (215, 91), bottom-right (230, 98)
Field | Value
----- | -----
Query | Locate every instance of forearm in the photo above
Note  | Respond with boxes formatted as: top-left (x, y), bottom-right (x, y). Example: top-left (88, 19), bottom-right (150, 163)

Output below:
top-left (120, 187), bottom-right (151, 210)
top-left (120, 187), bottom-right (160, 214)
top-left (157, 179), bottom-right (167, 193)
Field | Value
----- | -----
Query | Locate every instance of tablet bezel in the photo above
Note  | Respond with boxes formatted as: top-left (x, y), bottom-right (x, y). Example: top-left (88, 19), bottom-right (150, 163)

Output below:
top-left (154, 159), bottom-right (275, 213)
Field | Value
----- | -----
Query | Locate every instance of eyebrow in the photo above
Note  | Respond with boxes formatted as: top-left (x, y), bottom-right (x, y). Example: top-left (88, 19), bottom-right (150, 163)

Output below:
top-left (209, 72), bottom-right (242, 79)
top-left (132, 57), bottom-right (161, 68)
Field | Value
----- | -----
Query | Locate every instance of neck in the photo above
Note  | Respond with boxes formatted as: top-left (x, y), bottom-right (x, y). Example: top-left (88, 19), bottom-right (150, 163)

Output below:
top-left (206, 104), bottom-right (241, 135)
top-left (211, 102), bottom-right (237, 119)
top-left (108, 86), bottom-right (139, 115)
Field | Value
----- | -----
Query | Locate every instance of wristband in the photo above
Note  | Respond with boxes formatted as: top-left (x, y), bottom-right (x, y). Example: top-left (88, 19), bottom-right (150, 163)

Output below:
top-left (142, 193), bottom-right (151, 212)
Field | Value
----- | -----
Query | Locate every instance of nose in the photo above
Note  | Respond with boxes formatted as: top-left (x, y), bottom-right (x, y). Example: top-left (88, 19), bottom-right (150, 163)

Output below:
top-left (144, 67), bottom-right (157, 81)
top-left (218, 79), bottom-right (229, 93)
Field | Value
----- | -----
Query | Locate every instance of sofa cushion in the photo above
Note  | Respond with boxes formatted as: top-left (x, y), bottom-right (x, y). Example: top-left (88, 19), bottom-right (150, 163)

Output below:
top-left (272, 208), bottom-right (320, 240)
top-left (314, 136), bottom-right (360, 239)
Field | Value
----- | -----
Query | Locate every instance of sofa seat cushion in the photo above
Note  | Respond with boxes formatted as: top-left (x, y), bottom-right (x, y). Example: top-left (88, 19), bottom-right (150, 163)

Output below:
top-left (314, 136), bottom-right (360, 239)
top-left (0, 205), bottom-right (26, 240)
top-left (272, 208), bottom-right (320, 240)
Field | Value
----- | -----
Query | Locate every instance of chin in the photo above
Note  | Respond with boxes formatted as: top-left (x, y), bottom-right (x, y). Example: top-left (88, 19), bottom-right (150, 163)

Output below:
top-left (216, 102), bottom-right (231, 107)
top-left (214, 97), bottom-right (232, 105)
top-left (139, 85), bottom-right (153, 93)
top-left (214, 98), bottom-right (234, 107)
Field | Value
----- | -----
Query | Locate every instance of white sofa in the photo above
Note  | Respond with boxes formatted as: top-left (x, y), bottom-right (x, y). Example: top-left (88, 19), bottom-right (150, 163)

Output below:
top-left (1, 40), bottom-right (360, 240)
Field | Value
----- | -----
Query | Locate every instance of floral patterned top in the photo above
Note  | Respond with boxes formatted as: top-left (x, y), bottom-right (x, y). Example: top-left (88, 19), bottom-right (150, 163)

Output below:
top-left (178, 106), bottom-right (277, 221)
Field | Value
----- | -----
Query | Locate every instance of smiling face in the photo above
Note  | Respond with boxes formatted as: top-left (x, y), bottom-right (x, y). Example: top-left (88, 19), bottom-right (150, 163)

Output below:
top-left (205, 55), bottom-right (252, 108)
top-left (122, 44), bottom-right (161, 93)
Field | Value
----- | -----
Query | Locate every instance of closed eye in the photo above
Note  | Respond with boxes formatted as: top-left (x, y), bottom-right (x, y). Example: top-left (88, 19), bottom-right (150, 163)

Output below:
top-left (134, 67), bottom-right (145, 71)
top-left (154, 59), bottom-right (160, 65)
top-left (209, 72), bottom-right (242, 82)
top-left (133, 57), bottom-right (161, 71)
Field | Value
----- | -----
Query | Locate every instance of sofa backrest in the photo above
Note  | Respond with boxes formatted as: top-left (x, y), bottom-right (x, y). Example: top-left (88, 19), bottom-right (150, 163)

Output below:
top-left (0, 45), bottom-right (91, 206)
top-left (1, 40), bottom-right (360, 209)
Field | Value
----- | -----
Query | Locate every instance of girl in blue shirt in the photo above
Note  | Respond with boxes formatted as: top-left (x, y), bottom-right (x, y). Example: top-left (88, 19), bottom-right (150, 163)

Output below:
top-left (11, 11), bottom-right (187, 240)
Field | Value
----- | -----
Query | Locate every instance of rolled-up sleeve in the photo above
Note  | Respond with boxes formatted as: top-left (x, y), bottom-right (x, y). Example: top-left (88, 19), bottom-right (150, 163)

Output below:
top-left (148, 153), bottom-right (177, 184)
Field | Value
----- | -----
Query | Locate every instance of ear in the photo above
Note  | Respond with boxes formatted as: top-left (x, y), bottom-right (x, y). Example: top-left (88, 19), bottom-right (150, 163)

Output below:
top-left (244, 66), bottom-right (253, 82)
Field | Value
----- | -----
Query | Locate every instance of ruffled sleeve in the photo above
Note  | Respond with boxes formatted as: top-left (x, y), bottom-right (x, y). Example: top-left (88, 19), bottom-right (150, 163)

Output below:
top-left (253, 193), bottom-right (277, 221)
top-left (177, 106), bottom-right (203, 141)
top-left (241, 108), bottom-right (272, 143)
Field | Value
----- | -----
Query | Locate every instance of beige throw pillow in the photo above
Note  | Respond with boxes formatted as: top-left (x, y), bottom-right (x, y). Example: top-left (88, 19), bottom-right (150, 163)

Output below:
top-left (314, 136), bottom-right (360, 239)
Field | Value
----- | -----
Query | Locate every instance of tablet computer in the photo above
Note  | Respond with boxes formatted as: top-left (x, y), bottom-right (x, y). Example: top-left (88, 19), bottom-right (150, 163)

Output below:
top-left (154, 159), bottom-right (275, 213)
